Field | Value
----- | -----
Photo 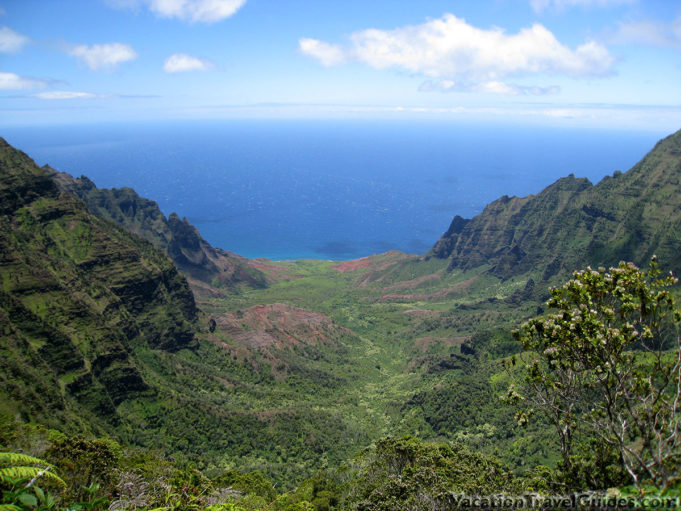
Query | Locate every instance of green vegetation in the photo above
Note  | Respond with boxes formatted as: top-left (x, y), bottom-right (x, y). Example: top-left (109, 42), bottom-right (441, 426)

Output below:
top-left (347, 436), bottom-right (518, 510)
top-left (428, 130), bottom-right (681, 283)
top-left (48, 170), bottom-right (269, 294)
top-left (2, 129), bottom-right (681, 509)
top-left (511, 258), bottom-right (681, 489)
top-left (0, 138), bottom-right (198, 433)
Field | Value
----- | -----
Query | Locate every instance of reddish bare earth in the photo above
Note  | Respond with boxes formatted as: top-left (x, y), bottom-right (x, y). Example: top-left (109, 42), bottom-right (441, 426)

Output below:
top-left (214, 303), bottom-right (357, 351)
top-left (331, 257), bottom-right (373, 273)
top-left (247, 259), bottom-right (305, 282)
top-left (381, 272), bottom-right (443, 291)
top-left (331, 250), bottom-right (410, 274)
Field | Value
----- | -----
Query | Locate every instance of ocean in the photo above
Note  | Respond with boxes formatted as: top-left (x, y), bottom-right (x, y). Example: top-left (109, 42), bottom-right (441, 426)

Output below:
top-left (2, 120), bottom-right (667, 260)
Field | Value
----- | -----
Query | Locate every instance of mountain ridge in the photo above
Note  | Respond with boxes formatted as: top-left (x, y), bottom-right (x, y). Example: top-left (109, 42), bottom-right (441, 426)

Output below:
top-left (427, 127), bottom-right (681, 280)
top-left (0, 137), bottom-right (378, 483)
top-left (2, 128), bottom-right (681, 489)
top-left (48, 169), bottom-right (270, 297)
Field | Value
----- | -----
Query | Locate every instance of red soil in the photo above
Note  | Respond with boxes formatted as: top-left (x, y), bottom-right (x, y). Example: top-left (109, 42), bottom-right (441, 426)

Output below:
top-left (331, 257), bottom-right (373, 273)
top-left (214, 303), bottom-right (354, 350)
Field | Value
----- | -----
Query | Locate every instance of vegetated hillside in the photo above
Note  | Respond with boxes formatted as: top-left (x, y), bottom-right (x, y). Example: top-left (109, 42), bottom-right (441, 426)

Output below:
top-left (0, 138), bottom-right (199, 429)
top-left (428, 128), bottom-right (681, 281)
top-left (49, 170), bottom-right (269, 296)
top-left (0, 138), bottom-right (378, 484)
top-left (3, 129), bottom-right (680, 494)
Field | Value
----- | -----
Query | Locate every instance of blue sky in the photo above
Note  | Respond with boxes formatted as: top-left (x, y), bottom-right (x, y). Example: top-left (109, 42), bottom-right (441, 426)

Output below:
top-left (1, 0), bottom-right (680, 129)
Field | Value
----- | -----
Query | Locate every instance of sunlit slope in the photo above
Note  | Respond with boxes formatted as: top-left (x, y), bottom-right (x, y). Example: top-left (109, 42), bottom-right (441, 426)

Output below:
top-left (428, 128), bottom-right (681, 280)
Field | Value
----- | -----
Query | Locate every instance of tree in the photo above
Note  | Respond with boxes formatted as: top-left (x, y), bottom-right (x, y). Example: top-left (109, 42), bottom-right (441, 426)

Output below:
top-left (348, 436), bottom-right (516, 511)
top-left (512, 258), bottom-right (681, 489)
top-left (44, 437), bottom-right (118, 502)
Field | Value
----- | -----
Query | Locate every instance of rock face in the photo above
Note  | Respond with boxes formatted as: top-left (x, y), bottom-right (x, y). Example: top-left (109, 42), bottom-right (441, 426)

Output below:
top-left (0, 138), bottom-right (199, 423)
top-left (49, 170), bottom-right (269, 294)
top-left (428, 128), bottom-right (681, 280)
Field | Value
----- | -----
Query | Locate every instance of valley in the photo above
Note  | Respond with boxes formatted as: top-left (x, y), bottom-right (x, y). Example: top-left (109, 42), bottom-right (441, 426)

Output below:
top-left (2, 129), bottom-right (681, 508)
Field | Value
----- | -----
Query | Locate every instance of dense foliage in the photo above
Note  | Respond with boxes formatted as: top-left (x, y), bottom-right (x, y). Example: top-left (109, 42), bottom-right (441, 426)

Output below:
top-left (347, 436), bottom-right (518, 511)
top-left (512, 258), bottom-right (681, 489)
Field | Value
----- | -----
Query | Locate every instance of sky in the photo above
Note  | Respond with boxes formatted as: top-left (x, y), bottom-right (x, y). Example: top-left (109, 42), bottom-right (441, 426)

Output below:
top-left (1, 0), bottom-right (681, 129)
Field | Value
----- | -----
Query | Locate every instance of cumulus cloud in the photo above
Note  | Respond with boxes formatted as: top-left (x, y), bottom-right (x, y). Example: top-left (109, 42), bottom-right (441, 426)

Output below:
top-left (32, 91), bottom-right (99, 99)
top-left (530, 0), bottom-right (635, 13)
top-left (298, 38), bottom-right (346, 66)
top-left (0, 72), bottom-right (48, 90)
top-left (0, 26), bottom-right (30, 53)
top-left (163, 53), bottom-right (214, 73)
top-left (110, 0), bottom-right (245, 23)
top-left (300, 14), bottom-right (614, 94)
top-left (68, 43), bottom-right (138, 70)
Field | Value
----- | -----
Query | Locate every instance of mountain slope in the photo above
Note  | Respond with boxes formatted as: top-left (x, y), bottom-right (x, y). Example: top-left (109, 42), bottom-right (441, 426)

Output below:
top-left (0, 138), bottom-right (199, 427)
top-left (48, 170), bottom-right (269, 296)
top-left (428, 128), bottom-right (681, 280)
top-left (0, 138), bottom-right (376, 483)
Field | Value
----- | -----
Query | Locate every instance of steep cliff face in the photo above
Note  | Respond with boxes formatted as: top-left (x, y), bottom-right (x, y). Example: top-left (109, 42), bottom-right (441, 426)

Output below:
top-left (428, 128), bottom-right (681, 280)
top-left (0, 138), bottom-right (198, 425)
top-left (49, 171), bottom-right (269, 295)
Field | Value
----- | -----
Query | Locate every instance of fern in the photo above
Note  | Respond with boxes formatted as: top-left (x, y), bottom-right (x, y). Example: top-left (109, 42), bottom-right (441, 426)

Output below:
top-left (0, 467), bottom-right (65, 486)
top-left (0, 453), bottom-right (53, 468)
top-left (0, 452), bottom-right (66, 487)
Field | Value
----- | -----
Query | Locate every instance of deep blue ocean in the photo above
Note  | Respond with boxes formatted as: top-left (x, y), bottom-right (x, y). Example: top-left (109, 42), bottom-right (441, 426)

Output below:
top-left (2, 120), bottom-right (667, 260)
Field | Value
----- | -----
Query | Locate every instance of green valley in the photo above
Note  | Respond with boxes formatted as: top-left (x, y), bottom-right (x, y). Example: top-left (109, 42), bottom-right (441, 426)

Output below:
top-left (2, 129), bottom-right (681, 510)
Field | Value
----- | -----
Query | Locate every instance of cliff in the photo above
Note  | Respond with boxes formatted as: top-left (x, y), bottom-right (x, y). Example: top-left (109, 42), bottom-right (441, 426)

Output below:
top-left (0, 138), bottom-right (199, 426)
top-left (49, 171), bottom-right (269, 295)
top-left (428, 128), bottom-right (681, 280)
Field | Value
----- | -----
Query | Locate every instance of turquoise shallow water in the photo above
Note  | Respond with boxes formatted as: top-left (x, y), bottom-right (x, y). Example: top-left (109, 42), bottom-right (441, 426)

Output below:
top-left (2, 120), bottom-right (666, 260)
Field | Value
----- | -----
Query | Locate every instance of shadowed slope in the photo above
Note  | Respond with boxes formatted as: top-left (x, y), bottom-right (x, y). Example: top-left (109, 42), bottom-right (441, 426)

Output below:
top-left (0, 138), bottom-right (198, 427)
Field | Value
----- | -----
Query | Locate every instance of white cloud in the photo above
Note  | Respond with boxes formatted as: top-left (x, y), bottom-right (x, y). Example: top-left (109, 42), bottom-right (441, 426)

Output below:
top-left (163, 53), bottom-right (214, 73)
top-left (0, 72), bottom-right (48, 90)
top-left (299, 38), bottom-right (346, 67)
top-left (531, 0), bottom-right (635, 13)
top-left (0, 26), bottom-right (30, 53)
top-left (69, 43), bottom-right (138, 70)
top-left (609, 17), bottom-right (681, 48)
top-left (32, 91), bottom-right (99, 99)
top-left (112, 0), bottom-right (245, 23)
top-left (301, 14), bottom-right (614, 94)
